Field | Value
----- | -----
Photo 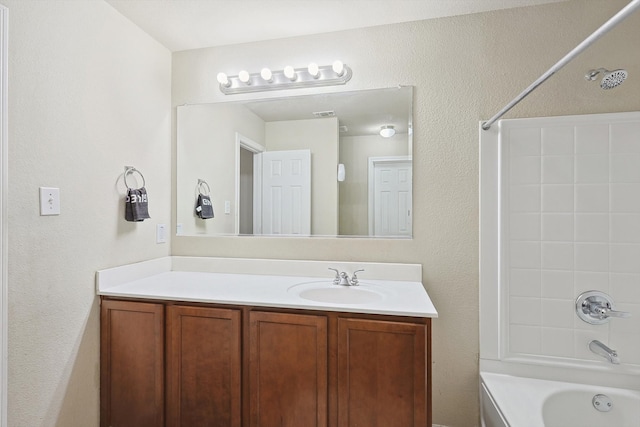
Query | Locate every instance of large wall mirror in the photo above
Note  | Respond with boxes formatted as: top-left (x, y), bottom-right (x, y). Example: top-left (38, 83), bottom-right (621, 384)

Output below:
top-left (177, 86), bottom-right (413, 238)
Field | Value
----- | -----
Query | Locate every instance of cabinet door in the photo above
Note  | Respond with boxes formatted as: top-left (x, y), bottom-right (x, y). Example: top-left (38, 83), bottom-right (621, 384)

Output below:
top-left (100, 299), bottom-right (164, 427)
top-left (249, 311), bottom-right (327, 427)
top-left (166, 305), bottom-right (241, 427)
top-left (337, 318), bottom-right (427, 427)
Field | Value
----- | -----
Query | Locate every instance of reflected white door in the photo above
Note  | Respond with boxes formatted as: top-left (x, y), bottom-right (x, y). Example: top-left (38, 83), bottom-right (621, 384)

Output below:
top-left (262, 149), bottom-right (311, 235)
top-left (370, 159), bottom-right (412, 237)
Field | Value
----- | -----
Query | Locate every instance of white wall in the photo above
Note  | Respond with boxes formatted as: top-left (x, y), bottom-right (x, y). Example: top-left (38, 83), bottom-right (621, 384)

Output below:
top-left (5, 1), bottom-right (171, 425)
top-left (177, 103), bottom-right (264, 235)
top-left (172, 1), bottom-right (640, 425)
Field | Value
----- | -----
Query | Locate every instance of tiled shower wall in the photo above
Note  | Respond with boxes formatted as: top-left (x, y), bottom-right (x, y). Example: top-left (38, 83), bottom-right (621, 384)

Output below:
top-left (504, 113), bottom-right (640, 366)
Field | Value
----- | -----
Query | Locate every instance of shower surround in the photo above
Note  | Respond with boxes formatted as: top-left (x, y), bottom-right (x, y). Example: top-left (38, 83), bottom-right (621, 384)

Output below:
top-left (480, 111), bottom-right (640, 383)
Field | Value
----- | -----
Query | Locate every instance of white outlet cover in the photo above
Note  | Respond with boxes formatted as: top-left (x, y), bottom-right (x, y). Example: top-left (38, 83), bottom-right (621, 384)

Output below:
top-left (39, 187), bottom-right (60, 216)
top-left (156, 224), bottom-right (167, 243)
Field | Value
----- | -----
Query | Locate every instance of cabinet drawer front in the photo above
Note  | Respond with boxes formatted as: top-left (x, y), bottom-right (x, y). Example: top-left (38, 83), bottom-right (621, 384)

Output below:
top-left (166, 305), bottom-right (241, 427)
top-left (249, 311), bottom-right (328, 427)
top-left (101, 300), bottom-right (164, 427)
top-left (337, 317), bottom-right (427, 427)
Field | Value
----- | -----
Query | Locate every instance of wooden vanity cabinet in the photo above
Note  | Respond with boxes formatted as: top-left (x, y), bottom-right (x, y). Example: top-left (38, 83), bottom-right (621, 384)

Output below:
top-left (100, 299), bottom-right (165, 427)
top-left (248, 311), bottom-right (328, 427)
top-left (166, 305), bottom-right (242, 427)
top-left (101, 298), bottom-right (431, 427)
top-left (336, 317), bottom-right (429, 427)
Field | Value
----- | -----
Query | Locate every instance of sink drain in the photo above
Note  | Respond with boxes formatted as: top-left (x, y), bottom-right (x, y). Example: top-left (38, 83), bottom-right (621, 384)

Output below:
top-left (593, 394), bottom-right (613, 412)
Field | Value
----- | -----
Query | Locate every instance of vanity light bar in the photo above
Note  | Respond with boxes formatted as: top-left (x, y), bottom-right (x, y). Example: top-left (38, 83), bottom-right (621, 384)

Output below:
top-left (217, 62), bottom-right (353, 95)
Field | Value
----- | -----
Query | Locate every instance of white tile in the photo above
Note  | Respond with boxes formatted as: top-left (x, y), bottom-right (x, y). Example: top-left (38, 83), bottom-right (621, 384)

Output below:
top-left (575, 155), bottom-right (609, 184)
top-left (575, 124), bottom-right (609, 154)
top-left (510, 296), bottom-right (541, 325)
top-left (575, 214), bottom-right (609, 243)
top-left (610, 273), bottom-right (640, 304)
top-left (611, 214), bottom-right (640, 243)
top-left (541, 299), bottom-right (574, 328)
top-left (611, 154), bottom-right (640, 183)
top-left (509, 325), bottom-right (542, 355)
top-left (575, 184), bottom-right (609, 213)
top-left (610, 244), bottom-right (640, 273)
top-left (541, 214), bottom-right (574, 241)
top-left (542, 185), bottom-right (573, 212)
top-left (541, 270), bottom-right (574, 299)
top-left (509, 241), bottom-right (541, 269)
top-left (542, 156), bottom-right (574, 184)
top-left (574, 329), bottom-right (610, 362)
top-left (509, 128), bottom-right (541, 157)
top-left (510, 213), bottom-right (541, 241)
top-left (510, 269), bottom-right (541, 297)
top-left (509, 185), bottom-right (541, 212)
top-left (542, 327), bottom-right (575, 358)
top-left (574, 271), bottom-right (609, 297)
top-left (575, 243), bottom-right (609, 272)
top-left (542, 126), bottom-right (574, 155)
top-left (610, 122), bottom-right (640, 154)
top-left (510, 156), bottom-right (541, 185)
top-left (609, 332), bottom-right (640, 365)
top-left (541, 242), bottom-right (574, 270)
top-left (611, 184), bottom-right (640, 213)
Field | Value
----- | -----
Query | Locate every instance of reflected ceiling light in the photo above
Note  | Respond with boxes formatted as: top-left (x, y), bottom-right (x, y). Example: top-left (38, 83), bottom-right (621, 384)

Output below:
top-left (260, 67), bottom-right (273, 82)
top-left (238, 70), bottom-right (251, 84)
top-left (216, 61), bottom-right (352, 95)
top-left (216, 72), bottom-right (230, 88)
top-left (380, 125), bottom-right (396, 138)
top-left (284, 65), bottom-right (297, 81)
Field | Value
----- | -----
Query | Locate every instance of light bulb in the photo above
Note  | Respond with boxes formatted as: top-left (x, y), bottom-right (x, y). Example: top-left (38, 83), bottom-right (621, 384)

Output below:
top-left (284, 65), bottom-right (297, 81)
top-left (260, 67), bottom-right (273, 82)
top-left (308, 62), bottom-right (320, 78)
top-left (379, 125), bottom-right (396, 138)
top-left (332, 60), bottom-right (345, 76)
top-left (238, 70), bottom-right (251, 84)
top-left (216, 72), bottom-right (230, 87)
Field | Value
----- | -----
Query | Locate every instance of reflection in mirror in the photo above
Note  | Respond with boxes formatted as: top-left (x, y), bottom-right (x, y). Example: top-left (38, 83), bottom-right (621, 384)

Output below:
top-left (177, 86), bottom-right (413, 238)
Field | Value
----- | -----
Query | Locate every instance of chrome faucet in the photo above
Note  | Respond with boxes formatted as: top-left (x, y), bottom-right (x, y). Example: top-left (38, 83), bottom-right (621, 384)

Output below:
top-left (328, 268), bottom-right (365, 286)
top-left (589, 340), bottom-right (620, 364)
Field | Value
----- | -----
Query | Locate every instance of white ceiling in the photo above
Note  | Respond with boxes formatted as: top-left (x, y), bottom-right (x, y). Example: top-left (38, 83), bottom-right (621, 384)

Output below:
top-left (105, 0), bottom-right (570, 52)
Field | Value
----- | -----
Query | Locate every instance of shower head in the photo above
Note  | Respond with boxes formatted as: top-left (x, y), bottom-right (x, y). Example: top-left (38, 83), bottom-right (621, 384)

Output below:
top-left (585, 68), bottom-right (628, 89)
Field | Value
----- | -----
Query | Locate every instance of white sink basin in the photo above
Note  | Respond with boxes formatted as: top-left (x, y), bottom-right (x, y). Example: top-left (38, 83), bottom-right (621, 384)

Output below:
top-left (288, 282), bottom-right (386, 304)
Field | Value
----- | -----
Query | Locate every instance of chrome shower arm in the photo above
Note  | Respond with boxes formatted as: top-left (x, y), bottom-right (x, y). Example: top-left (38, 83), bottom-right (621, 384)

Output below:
top-left (482, 0), bottom-right (640, 131)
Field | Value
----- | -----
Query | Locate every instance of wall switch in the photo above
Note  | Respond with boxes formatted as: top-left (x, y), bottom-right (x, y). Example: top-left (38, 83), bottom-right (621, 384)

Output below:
top-left (156, 224), bottom-right (167, 243)
top-left (224, 201), bottom-right (231, 215)
top-left (39, 187), bottom-right (60, 215)
top-left (176, 223), bottom-right (183, 235)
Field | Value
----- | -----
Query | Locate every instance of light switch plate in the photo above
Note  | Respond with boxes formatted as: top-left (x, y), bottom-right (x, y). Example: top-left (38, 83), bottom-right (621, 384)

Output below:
top-left (156, 224), bottom-right (167, 243)
top-left (224, 201), bottom-right (231, 215)
top-left (39, 187), bottom-right (60, 215)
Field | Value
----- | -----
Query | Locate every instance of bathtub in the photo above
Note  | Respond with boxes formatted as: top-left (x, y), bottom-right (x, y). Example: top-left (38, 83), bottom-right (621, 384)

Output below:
top-left (480, 372), bottom-right (640, 427)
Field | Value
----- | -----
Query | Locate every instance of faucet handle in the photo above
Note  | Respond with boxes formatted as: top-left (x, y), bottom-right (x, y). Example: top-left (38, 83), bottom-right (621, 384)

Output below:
top-left (350, 269), bottom-right (365, 286)
top-left (328, 268), bottom-right (340, 285)
top-left (594, 305), bottom-right (631, 319)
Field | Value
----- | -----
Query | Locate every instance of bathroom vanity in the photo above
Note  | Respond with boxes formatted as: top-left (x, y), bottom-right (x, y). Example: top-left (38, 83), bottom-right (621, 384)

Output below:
top-left (97, 257), bottom-right (437, 427)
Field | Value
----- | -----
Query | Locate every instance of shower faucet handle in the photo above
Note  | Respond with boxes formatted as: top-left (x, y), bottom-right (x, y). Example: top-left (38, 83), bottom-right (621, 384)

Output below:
top-left (576, 291), bottom-right (631, 325)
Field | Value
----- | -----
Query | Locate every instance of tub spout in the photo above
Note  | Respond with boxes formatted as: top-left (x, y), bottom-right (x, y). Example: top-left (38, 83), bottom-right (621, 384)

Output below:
top-left (589, 340), bottom-right (620, 364)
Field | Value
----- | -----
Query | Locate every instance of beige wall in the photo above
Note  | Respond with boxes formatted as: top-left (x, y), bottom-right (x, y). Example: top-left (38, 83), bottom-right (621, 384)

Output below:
top-left (6, 1), bottom-right (171, 425)
top-left (265, 118), bottom-right (339, 235)
top-left (339, 133), bottom-right (409, 235)
top-left (172, 1), bottom-right (640, 425)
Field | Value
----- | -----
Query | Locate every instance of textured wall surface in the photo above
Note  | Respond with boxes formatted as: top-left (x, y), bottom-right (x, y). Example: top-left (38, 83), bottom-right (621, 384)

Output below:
top-left (6, 1), bottom-right (171, 425)
top-left (172, 1), bottom-right (640, 425)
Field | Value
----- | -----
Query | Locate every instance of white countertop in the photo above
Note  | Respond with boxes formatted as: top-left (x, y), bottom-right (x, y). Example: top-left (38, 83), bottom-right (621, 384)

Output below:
top-left (96, 257), bottom-right (438, 318)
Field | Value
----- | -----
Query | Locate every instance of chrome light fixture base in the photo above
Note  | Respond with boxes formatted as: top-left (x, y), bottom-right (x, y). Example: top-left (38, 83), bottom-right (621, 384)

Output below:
top-left (218, 64), bottom-right (352, 95)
